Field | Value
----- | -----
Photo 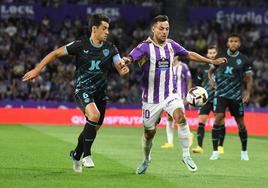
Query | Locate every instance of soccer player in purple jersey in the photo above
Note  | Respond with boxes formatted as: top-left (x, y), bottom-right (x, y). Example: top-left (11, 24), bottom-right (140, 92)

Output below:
top-left (123, 15), bottom-right (227, 174)
top-left (161, 57), bottom-right (192, 149)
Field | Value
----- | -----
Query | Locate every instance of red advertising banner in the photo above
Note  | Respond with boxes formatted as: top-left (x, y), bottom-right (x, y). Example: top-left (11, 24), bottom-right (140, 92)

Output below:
top-left (0, 108), bottom-right (267, 136)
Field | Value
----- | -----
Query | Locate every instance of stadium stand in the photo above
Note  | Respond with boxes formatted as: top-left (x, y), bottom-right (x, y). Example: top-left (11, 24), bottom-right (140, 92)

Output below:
top-left (0, 0), bottom-right (267, 107)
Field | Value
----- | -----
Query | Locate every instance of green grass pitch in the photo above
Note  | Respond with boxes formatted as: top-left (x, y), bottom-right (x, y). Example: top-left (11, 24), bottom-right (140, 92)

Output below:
top-left (0, 124), bottom-right (267, 188)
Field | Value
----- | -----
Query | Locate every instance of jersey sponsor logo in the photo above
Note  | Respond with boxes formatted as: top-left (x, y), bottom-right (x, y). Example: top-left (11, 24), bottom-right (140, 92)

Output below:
top-left (88, 60), bottom-right (101, 71)
top-left (156, 57), bottom-right (170, 70)
top-left (224, 66), bottom-right (234, 74)
top-left (83, 49), bottom-right (89, 54)
top-left (236, 59), bottom-right (242, 65)
top-left (102, 49), bottom-right (109, 57)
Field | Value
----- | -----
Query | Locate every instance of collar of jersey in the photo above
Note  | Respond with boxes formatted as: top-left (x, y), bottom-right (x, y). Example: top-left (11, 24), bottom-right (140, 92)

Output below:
top-left (146, 37), bottom-right (167, 48)
top-left (89, 37), bottom-right (103, 48)
top-left (227, 49), bottom-right (239, 57)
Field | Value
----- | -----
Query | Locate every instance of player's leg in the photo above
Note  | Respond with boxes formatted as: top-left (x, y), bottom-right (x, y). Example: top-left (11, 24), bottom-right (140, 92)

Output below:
top-left (165, 95), bottom-right (197, 172)
top-left (82, 99), bottom-right (107, 168)
top-left (136, 102), bottom-right (162, 174)
top-left (82, 102), bottom-right (100, 156)
top-left (235, 116), bottom-right (249, 160)
top-left (70, 92), bottom-right (100, 172)
top-left (218, 118), bottom-right (226, 154)
top-left (74, 102), bottom-right (100, 169)
top-left (192, 102), bottom-right (212, 153)
top-left (161, 114), bottom-right (174, 148)
top-left (192, 114), bottom-right (207, 153)
top-left (173, 108), bottom-right (197, 172)
top-left (230, 100), bottom-right (249, 160)
top-left (94, 99), bottom-right (107, 132)
top-left (210, 97), bottom-right (226, 160)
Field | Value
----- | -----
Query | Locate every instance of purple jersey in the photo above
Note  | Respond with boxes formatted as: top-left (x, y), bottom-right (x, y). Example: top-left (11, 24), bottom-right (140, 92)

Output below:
top-left (129, 37), bottom-right (189, 103)
top-left (173, 63), bottom-right (191, 99)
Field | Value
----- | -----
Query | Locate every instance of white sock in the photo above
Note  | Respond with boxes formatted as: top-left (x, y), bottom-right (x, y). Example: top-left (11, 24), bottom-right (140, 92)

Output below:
top-left (142, 136), bottom-right (153, 161)
top-left (177, 122), bottom-right (191, 157)
top-left (166, 120), bottom-right (173, 144)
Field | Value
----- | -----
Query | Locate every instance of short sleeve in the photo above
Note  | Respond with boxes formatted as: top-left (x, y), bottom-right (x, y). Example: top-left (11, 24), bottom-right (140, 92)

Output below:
top-left (129, 42), bottom-right (146, 62)
top-left (171, 41), bottom-right (189, 57)
top-left (111, 44), bottom-right (119, 57)
top-left (243, 57), bottom-right (253, 75)
top-left (65, 41), bottom-right (82, 55)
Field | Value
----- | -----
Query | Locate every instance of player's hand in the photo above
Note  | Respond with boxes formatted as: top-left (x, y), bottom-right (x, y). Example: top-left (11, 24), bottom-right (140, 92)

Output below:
top-left (119, 62), bottom-right (129, 76)
top-left (122, 57), bottom-right (132, 66)
top-left (211, 57), bottom-right (227, 65)
top-left (22, 68), bottom-right (40, 82)
top-left (118, 60), bottom-right (124, 68)
top-left (242, 91), bottom-right (250, 103)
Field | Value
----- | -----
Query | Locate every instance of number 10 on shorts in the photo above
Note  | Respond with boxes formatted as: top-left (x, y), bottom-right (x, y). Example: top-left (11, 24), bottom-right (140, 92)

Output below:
top-left (143, 109), bottom-right (150, 119)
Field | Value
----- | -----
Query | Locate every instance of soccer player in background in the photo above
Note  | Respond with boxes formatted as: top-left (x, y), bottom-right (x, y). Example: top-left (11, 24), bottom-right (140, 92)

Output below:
top-left (161, 57), bottom-right (192, 149)
top-left (22, 14), bottom-right (129, 173)
top-left (209, 34), bottom-right (253, 160)
top-left (123, 15), bottom-right (227, 174)
top-left (192, 45), bottom-right (226, 154)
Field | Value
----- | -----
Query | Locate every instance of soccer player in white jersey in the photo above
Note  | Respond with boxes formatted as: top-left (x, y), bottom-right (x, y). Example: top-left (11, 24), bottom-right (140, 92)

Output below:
top-left (123, 15), bottom-right (227, 174)
top-left (161, 57), bottom-right (192, 149)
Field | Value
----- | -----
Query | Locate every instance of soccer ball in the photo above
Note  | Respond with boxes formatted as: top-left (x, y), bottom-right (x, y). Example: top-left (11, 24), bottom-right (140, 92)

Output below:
top-left (186, 86), bottom-right (208, 107)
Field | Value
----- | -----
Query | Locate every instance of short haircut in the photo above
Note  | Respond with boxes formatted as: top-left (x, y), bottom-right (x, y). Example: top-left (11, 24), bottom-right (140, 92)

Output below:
top-left (88, 14), bottom-right (110, 32)
top-left (228, 33), bottom-right (240, 40)
top-left (207, 45), bottom-right (218, 51)
top-left (151, 15), bottom-right (169, 27)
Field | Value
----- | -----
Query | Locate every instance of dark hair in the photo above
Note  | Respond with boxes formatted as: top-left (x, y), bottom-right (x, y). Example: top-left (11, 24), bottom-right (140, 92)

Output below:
top-left (207, 45), bottom-right (218, 51)
top-left (228, 33), bottom-right (240, 40)
top-left (151, 15), bottom-right (169, 27)
top-left (88, 14), bottom-right (110, 32)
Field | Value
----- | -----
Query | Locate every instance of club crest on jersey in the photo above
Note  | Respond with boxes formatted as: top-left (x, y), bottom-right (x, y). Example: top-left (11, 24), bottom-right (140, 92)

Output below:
top-left (103, 49), bottom-right (109, 57)
top-left (236, 59), bottom-right (242, 65)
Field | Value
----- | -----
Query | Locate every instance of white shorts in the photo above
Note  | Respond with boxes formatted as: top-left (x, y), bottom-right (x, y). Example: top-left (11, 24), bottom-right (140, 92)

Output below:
top-left (142, 94), bottom-right (185, 130)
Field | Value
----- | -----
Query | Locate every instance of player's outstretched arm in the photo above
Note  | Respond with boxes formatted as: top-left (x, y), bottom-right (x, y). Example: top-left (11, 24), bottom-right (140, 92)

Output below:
top-left (186, 51), bottom-right (227, 65)
top-left (22, 46), bottom-right (66, 82)
top-left (114, 59), bottom-right (129, 77)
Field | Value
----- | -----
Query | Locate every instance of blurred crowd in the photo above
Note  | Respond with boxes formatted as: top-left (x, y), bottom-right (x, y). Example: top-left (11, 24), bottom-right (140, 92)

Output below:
top-left (0, 1), bottom-right (268, 108)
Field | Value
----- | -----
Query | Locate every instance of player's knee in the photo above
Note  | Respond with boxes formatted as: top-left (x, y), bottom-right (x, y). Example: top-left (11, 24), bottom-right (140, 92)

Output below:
top-left (198, 115), bottom-right (208, 124)
top-left (215, 113), bottom-right (224, 125)
top-left (85, 110), bottom-right (100, 122)
top-left (235, 118), bottom-right (245, 130)
top-left (144, 129), bottom-right (155, 140)
top-left (173, 110), bottom-right (186, 124)
top-left (174, 114), bottom-right (186, 125)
